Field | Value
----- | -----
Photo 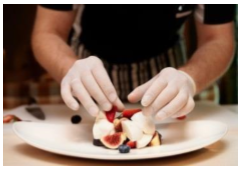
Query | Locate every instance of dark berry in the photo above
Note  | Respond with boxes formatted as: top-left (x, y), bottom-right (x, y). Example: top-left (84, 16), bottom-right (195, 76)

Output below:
top-left (71, 115), bottom-right (82, 124)
top-left (93, 139), bottom-right (104, 146)
top-left (118, 144), bottom-right (130, 153)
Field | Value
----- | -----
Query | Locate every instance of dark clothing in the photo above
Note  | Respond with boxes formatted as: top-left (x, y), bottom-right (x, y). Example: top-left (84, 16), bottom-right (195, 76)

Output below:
top-left (41, 4), bottom-right (235, 64)
top-left (40, 4), bottom-right (235, 100)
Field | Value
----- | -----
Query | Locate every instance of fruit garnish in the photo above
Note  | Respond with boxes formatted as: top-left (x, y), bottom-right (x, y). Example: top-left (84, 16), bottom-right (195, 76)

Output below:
top-left (3, 114), bottom-right (21, 123)
top-left (105, 106), bottom-right (117, 123)
top-left (121, 120), bottom-right (143, 141)
top-left (176, 115), bottom-right (186, 120)
top-left (136, 134), bottom-right (153, 149)
top-left (71, 115), bottom-right (82, 124)
top-left (100, 132), bottom-right (126, 149)
top-left (113, 118), bottom-right (127, 132)
top-left (93, 119), bottom-right (115, 139)
top-left (93, 109), bottom-right (163, 150)
top-left (118, 144), bottom-right (130, 153)
top-left (126, 141), bottom-right (136, 149)
top-left (122, 109), bottom-right (141, 118)
top-left (131, 112), bottom-right (155, 135)
top-left (93, 139), bottom-right (104, 146)
top-left (148, 131), bottom-right (162, 147)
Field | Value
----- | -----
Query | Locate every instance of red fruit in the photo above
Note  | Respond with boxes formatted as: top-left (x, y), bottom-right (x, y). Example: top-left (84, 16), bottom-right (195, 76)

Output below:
top-left (113, 118), bottom-right (127, 132)
top-left (105, 106), bottom-right (117, 123)
top-left (3, 114), bottom-right (21, 123)
top-left (100, 132), bottom-right (126, 149)
top-left (122, 109), bottom-right (141, 118)
top-left (126, 141), bottom-right (136, 149)
top-left (176, 115), bottom-right (186, 120)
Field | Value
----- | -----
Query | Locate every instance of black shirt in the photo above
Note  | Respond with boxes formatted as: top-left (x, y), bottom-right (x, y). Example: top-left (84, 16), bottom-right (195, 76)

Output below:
top-left (40, 4), bottom-right (235, 64)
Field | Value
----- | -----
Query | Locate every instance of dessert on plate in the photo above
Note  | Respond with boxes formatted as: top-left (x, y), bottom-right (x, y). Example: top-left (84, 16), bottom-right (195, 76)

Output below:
top-left (92, 106), bottom-right (162, 153)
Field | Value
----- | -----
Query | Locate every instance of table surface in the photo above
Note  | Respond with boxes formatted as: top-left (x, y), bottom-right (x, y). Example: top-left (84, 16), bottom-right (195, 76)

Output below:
top-left (3, 102), bottom-right (238, 166)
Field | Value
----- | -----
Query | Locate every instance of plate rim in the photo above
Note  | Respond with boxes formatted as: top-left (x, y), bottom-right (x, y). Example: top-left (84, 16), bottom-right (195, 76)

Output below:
top-left (12, 120), bottom-right (228, 160)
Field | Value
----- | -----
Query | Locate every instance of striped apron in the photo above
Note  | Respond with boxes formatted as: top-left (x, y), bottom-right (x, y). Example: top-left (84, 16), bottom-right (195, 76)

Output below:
top-left (77, 39), bottom-right (188, 101)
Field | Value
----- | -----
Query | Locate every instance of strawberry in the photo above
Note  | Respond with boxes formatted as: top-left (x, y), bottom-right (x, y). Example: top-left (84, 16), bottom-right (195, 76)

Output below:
top-left (122, 109), bottom-right (141, 118)
top-left (126, 141), bottom-right (136, 149)
top-left (105, 106), bottom-right (117, 123)
top-left (176, 115), bottom-right (186, 120)
top-left (3, 114), bottom-right (21, 123)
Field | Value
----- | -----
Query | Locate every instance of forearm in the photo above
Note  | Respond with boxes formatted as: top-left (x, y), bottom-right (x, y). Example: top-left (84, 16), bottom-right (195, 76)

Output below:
top-left (32, 32), bottom-right (77, 83)
top-left (179, 38), bottom-right (235, 94)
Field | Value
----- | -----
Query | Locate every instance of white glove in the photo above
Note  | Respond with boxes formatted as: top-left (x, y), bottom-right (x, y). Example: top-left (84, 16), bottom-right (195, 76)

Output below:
top-left (128, 67), bottom-right (196, 120)
top-left (61, 56), bottom-right (124, 116)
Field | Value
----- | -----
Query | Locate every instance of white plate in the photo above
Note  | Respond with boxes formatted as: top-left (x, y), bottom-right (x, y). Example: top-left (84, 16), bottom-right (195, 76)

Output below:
top-left (13, 120), bottom-right (227, 160)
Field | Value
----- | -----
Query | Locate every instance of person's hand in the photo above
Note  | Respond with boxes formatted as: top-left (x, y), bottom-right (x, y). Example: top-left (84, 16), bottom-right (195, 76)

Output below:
top-left (61, 56), bottom-right (124, 116)
top-left (128, 67), bottom-right (196, 120)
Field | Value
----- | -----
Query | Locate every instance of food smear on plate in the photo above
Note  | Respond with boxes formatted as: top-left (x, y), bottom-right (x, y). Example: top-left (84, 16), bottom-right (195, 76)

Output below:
top-left (92, 107), bottom-right (162, 153)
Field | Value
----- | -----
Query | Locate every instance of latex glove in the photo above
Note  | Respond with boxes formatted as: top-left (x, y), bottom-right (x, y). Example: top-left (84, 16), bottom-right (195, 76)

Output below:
top-left (128, 67), bottom-right (196, 120)
top-left (61, 56), bottom-right (124, 116)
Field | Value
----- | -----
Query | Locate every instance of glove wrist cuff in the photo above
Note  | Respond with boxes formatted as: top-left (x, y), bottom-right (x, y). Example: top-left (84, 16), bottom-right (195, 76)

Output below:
top-left (178, 70), bottom-right (196, 95)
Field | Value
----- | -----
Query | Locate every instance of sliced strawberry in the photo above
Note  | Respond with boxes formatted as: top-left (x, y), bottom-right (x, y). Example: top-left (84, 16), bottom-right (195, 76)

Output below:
top-left (176, 115), bottom-right (186, 120)
top-left (105, 106), bottom-right (117, 123)
top-left (3, 114), bottom-right (21, 123)
top-left (126, 141), bottom-right (136, 149)
top-left (122, 109), bottom-right (141, 118)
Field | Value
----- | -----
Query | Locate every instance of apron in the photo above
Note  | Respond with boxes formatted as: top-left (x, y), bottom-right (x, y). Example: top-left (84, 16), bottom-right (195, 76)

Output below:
top-left (77, 38), bottom-right (188, 101)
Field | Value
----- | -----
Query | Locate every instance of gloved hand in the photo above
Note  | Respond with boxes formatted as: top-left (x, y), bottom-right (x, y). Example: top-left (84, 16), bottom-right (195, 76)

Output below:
top-left (61, 56), bottom-right (124, 116)
top-left (128, 67), bottom-right (196, 120)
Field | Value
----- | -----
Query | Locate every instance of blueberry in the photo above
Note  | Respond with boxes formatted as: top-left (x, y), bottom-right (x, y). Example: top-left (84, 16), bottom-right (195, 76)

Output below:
top-left (71, 115), bottom-right (82, 124)
top-left (118, 144), bottom-right (130, 153)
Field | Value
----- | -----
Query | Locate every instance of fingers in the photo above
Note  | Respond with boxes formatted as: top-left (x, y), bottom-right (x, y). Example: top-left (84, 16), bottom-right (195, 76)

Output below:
top-left (171, 97), bottom-right (195, 118)
top-left (155, 91), bottom-right (189, 120)
top-left (81, 71), bottom-right (112, 111)
top-left (143, 83), bottom-right (179, 116)
top-left (128, 75), bottom-right (158, 103)
top-left (141, 77), bottom-right (167, 107)
top-left (114, 98), bottom-right (125, 112)
top-left (71, 79), bottom-right (99, 116)
top-left (92, 64), bottom-right (125, 111)
top-left (61, 57), bottom-right (124, 115)
top-left (61, 81), bottom-right (79, 111)
top-left (127, 83), bottom-right (150, 103)
top-left (92, 64), bottom-right (118, 103)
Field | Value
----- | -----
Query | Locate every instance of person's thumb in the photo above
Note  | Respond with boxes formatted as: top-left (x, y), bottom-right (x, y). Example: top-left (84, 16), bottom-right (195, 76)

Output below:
top-left (127, 75), bottom-right (158, 103)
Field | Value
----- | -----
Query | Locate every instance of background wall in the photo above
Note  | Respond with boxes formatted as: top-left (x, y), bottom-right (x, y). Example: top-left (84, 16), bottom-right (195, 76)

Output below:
top-left (3, 5), bottom-right (44, 82)
top-left (3, 4), bottom-right (238, 109)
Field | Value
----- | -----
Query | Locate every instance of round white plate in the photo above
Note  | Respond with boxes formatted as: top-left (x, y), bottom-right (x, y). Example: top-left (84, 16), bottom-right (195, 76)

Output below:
top-left (13, 120), bottom-right (227, 160)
